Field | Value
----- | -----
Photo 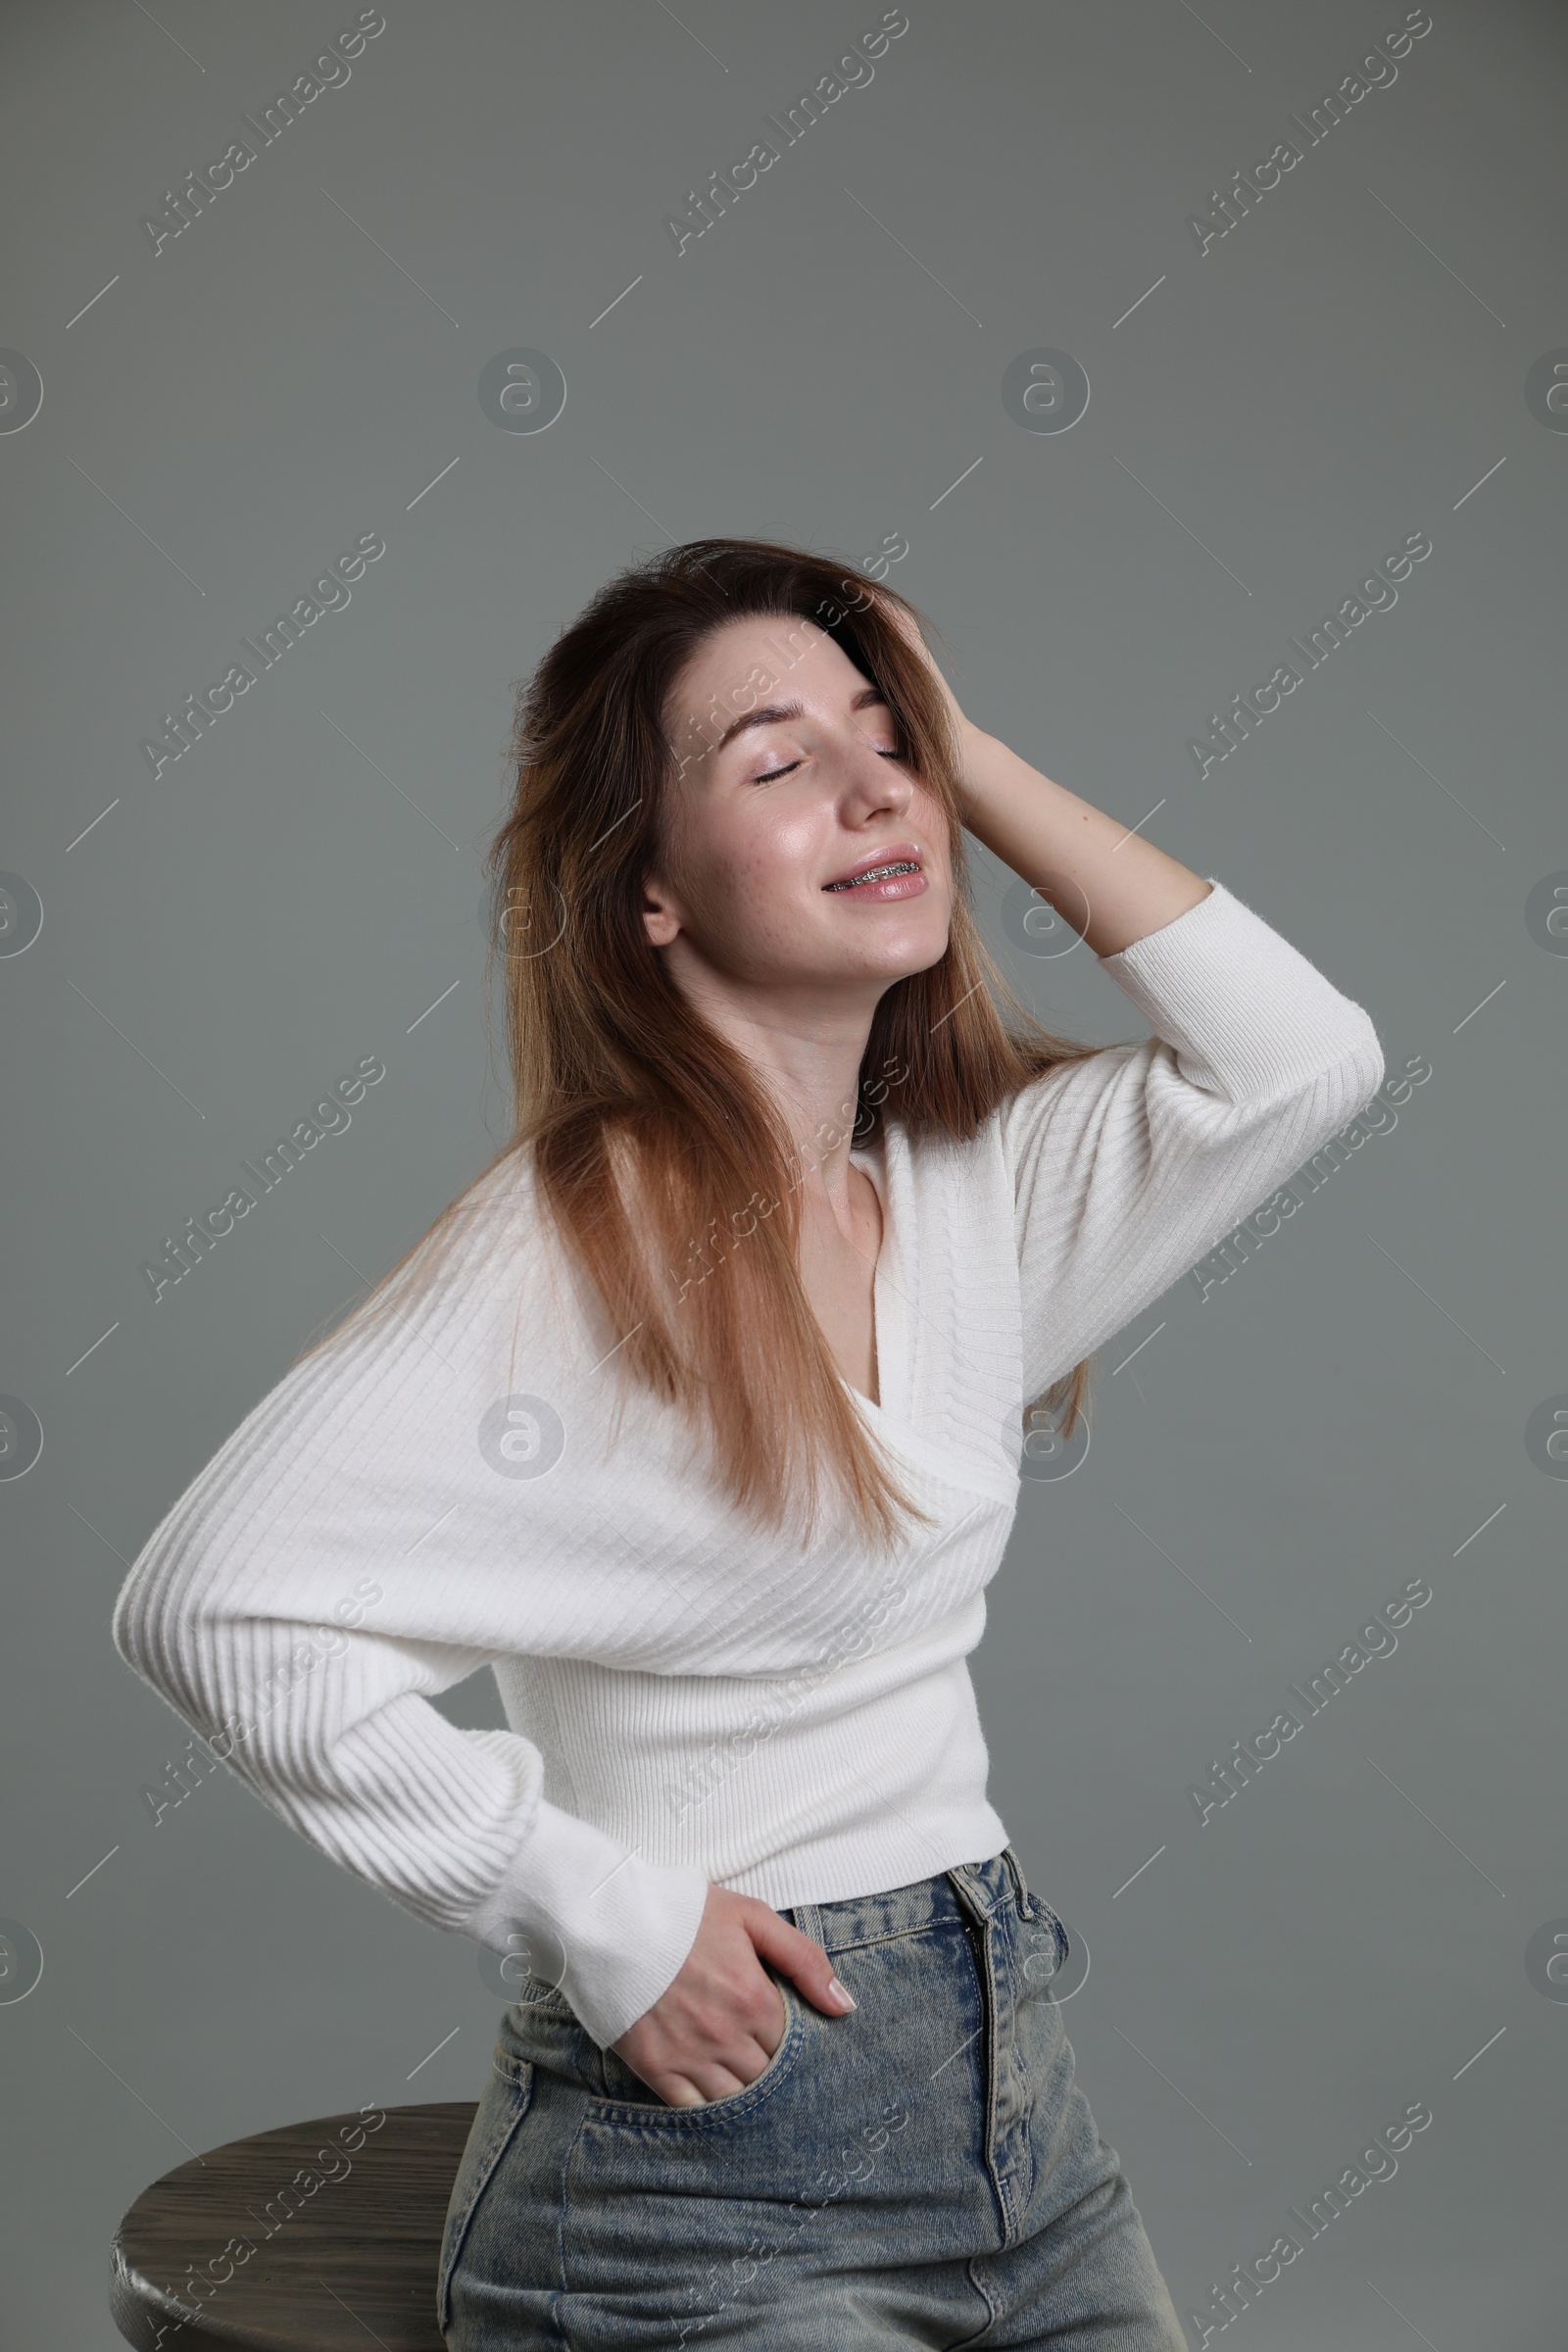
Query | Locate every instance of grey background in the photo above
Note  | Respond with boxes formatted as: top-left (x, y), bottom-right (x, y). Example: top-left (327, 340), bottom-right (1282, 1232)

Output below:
top-left (1, 0), bottom-right (1563, 2342)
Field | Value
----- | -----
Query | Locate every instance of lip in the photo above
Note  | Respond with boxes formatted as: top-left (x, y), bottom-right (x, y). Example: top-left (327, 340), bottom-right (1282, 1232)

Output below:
top-left (822, 841), bottom-right (925, 889)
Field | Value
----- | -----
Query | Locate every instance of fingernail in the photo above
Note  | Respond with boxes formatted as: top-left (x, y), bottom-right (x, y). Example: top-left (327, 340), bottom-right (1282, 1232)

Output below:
top-left (827, 1976), bottom-right (857, 2010)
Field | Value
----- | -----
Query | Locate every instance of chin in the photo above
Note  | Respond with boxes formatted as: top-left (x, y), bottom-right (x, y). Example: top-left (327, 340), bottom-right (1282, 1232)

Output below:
top-left (884, 921), bottom-right (953, 982)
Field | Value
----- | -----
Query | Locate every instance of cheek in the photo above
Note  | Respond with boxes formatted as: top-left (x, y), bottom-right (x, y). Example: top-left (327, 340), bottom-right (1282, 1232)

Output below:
top-left (670, 818), bottom-right (817, 960)
top-left (710, 807), bottom-right (827, 909)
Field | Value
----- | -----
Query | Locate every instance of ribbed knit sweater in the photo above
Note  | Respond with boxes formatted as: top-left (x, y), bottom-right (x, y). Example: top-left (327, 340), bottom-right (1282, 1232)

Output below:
top-left (112, 878), bottom-right (1385, 2047)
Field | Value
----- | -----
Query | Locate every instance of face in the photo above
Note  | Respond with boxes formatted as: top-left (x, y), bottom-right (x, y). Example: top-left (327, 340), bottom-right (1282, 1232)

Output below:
top-left (643, 613), bottom-right (954, 1013)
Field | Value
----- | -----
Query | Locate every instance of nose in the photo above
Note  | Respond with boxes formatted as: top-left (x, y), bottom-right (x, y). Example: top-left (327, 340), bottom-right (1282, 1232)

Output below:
top-left (835, 726), bottom-right (912, 818)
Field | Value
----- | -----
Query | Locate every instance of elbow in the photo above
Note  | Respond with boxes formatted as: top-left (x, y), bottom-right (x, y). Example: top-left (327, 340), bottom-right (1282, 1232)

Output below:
top-left (1285, 1016), bottom-right (1401, 1168)
top-left (1339, 1012), bottom-right (1387, 1115)
top-left (1205, 1013), bottom-right (1390, 1170)
top-left (110, 1547), bottom-right (229, 1735)
top-left (110, 1564), bottom-right (161, 1685)
top-left (1281, 1005), bottom-right (1385, 1128)
top-left (1205, 1007), bottom-right (1387, 1137)
top-left (110, 1540), bottom-right (194, 1690)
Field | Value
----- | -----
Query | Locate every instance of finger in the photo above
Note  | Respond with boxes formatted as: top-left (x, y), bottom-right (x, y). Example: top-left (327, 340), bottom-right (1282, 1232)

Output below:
top-left (745, 1910), bottom-right (857, 2017)
top-left (662, 2055), bottom-right (760, 2108)
top-left (748, 1990), bottom-right (790, 2051)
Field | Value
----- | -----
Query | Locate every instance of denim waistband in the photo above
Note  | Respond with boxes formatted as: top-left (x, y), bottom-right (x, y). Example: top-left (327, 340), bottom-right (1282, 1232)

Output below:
top-left (504, 1845), bottom-right (1033, 2033)
top-left (782, 1843), bottom-right (1028, 1955)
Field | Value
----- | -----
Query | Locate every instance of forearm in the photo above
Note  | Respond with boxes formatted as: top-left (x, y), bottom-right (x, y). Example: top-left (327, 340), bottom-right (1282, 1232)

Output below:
top-left (957, 722), bottom-right (1211, 958)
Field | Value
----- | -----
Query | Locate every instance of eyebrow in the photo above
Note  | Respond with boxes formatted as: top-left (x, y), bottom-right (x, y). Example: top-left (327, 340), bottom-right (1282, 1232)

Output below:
top-left (708, 682), bottom-right (889, 759)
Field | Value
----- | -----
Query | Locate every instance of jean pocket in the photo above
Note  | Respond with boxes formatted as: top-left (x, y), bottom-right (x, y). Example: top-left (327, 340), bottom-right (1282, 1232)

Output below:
top-left (437, 2042), bottom-right (536, 2331)
top-left (590, 1974), bottom-right (802, 2128)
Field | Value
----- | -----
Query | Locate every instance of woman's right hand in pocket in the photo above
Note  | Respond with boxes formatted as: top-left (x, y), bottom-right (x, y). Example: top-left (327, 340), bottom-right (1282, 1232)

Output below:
top-left (610, 1883), bottom-right (857, 2107)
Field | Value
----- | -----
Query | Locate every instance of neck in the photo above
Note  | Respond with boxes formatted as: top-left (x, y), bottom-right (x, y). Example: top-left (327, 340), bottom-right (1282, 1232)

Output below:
top-left (664, 957), bottom-right (877, 1208)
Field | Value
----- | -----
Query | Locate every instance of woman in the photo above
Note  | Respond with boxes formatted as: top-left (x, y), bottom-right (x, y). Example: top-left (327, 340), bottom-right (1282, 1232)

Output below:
top-left (114, 537), bottom-right (1384, 2347)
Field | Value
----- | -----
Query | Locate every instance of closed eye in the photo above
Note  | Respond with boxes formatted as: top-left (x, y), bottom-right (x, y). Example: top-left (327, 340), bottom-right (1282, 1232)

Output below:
top-left (753, 748), bottom-right (901, 784)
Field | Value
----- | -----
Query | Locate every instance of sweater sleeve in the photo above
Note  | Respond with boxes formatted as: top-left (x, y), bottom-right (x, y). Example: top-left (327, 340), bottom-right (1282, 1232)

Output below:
top-left (109, 1176), bottom-right (711, 2050)
top-left (998, 877), bottom-right (1387, 1399)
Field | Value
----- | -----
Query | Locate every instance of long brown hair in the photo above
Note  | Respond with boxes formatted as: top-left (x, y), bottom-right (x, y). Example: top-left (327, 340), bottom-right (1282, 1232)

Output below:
top-left (296, 538), bottom-right (1102, 1551)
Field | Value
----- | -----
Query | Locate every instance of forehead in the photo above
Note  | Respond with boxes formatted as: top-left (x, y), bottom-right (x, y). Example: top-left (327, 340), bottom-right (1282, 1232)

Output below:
top-left (665, 612), bottom-right (871, 730)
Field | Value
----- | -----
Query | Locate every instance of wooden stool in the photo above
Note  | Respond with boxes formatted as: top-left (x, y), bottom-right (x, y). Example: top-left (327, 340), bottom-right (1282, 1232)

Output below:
top-left (109, 2101), bottom-right (478, 2350)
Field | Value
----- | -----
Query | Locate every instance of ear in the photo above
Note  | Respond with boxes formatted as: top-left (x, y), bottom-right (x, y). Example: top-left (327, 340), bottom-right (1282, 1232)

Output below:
top-left (640, 871), bottom-right (682, 949)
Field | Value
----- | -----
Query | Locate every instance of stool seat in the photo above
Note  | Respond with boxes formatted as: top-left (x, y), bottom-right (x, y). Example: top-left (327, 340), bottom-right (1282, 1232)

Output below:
top-left (109, 2101), bottom-right (478, 2350)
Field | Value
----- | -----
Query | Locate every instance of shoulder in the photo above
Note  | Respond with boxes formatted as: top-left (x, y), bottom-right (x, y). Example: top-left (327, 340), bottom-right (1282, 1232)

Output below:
top-left (312, 1139), bottom-right (574, 1375)
top-left (872, 1101), bottom-right (1017, 1222)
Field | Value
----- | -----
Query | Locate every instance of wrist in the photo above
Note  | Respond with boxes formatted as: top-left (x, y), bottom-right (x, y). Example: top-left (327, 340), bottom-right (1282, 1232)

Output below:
top-left (953, 722), bottom-right (1025, 830)
top-left (951, 718), bottom-right (998, 826)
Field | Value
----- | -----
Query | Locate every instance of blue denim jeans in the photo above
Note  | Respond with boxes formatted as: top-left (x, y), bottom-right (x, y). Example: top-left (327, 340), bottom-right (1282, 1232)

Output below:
top-left (439, 1846), bottom-right (1187, 2347)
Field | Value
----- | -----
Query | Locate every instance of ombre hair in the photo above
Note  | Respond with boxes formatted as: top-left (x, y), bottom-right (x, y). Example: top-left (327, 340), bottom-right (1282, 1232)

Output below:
top-left (295, 538), bottom-right (1101, 1551)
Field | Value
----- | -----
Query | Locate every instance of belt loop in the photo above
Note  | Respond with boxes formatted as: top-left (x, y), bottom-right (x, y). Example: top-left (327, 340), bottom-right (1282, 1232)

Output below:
top-left (792, 1897), bottom-right (825, 1950)
top-left (946, 1860), bottom-right (1000, 1924)
top-left (1002, 1844), bottom-right (1029, 1912)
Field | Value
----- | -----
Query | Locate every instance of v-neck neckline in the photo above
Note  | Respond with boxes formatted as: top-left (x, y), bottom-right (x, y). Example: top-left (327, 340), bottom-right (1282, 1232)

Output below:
top-left (838, 1124), bottom-right (1023, 1509)
top-left (846, 1132), bottom-right (893, 1419)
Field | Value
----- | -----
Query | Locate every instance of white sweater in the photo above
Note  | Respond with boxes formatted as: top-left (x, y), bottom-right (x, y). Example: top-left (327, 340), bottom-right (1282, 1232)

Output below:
top-left (112, 879), bottom-right (1385, 2048)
